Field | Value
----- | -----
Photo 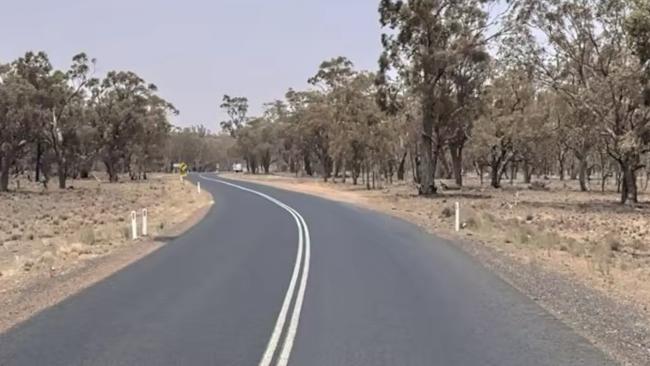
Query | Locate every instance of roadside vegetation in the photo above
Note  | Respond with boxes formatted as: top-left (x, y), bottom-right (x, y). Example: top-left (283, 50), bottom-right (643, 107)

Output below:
top-left (222, 0), bottom-right (650, 206)
top-left (216, 1), bottom-right (650, 364)
top-left (0, 52), bottom-right (216, 330)
top-left (0, 52), bottom-right (231, 191)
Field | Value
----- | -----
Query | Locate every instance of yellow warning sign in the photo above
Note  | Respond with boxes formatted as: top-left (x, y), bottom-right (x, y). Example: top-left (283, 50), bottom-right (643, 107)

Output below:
top-left (179, 162), bottom-right (188, 177)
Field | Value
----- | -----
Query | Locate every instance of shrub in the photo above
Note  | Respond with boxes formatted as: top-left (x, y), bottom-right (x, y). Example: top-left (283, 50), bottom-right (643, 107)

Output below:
top-left (79, 227), bottom-right (96, 245)
top-left (440, 207), bottom-right (454, 218)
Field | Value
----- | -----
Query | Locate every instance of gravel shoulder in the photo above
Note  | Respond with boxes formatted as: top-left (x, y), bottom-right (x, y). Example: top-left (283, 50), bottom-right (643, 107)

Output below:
top-left (222, 172), bottom-right (650, 366)
top-left (0, 174), bottom-right (213, 333)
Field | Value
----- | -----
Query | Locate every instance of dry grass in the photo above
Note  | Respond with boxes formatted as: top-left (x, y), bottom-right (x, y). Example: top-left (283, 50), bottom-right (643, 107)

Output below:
top-left (0, 174), bottom-right (212, 291)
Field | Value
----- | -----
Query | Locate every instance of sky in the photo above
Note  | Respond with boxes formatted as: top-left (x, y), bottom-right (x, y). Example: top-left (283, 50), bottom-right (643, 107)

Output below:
top-left (1, 0), bottom-right (384, 129)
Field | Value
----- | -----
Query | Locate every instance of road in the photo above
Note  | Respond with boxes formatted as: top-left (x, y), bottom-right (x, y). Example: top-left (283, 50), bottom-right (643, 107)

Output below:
top-left (0, 174), bottom-right (615, 366)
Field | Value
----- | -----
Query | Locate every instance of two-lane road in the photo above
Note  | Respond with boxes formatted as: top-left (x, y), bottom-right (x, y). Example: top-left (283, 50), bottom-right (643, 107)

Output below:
top-left (0, 174), bottom-right (614, 365)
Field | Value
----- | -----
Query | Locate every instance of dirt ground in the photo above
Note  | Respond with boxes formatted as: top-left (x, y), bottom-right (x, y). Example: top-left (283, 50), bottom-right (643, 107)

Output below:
top-left (0, 174), bottom-right (212, 332)
top-left (222, 172), bottom-right (650, 366)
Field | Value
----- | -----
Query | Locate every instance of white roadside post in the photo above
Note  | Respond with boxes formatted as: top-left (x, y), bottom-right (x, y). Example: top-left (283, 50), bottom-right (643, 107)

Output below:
top-left (455, 202), bottom-right (461, 232)
top-left (131, 211), bottom-right (138, 240)
top-left (142, 209), bottom-right (148, 236)
top-left (197, 181), bottom-right (201, 194)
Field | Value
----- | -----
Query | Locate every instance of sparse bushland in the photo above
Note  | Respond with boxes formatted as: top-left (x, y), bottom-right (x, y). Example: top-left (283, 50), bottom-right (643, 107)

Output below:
top-left (0, 51), bottom-right (235, 191)
top-left (0, 173), bottom-right (213, 332)
top-left (224, 0), bottom-right (650, 207)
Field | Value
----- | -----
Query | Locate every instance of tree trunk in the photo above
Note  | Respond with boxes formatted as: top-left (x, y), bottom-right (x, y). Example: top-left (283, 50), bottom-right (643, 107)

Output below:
top-left (570, 161), bottom-right (578, 180)
top-left (410, 149), bottom-right (419, 184)
top-left (322, 155), bottom-right (333, 182)
top-left (58, 172), bottom-right (67, 189)
top-left (366, 165), bottom-right (371, 190)
top-left (523, 161), bottom-right (533, 184)
top-left (0, 156), bottom-right (10, 192)
top-left (418, 89), bottom-right (436, 195)
top-left (304, 155), bottom-right (313, 176)
top-left (58, 157), bottom-right (68, 189)
top-left (449, 145), bottom-right (463, 187)
top-left (490, 162), bottom-right (500, 189)
top-left (35, 142), bottom-right (42, 183)
top-left (334, 158), bottom-right (341, 178)
top-left (620, 156), bottom-right (639, 204)
top-left (397, 152), bottom-right (407, 181)
top-left (578, 156), bottom-right (589, 192)
top-left (104, 159), bottom-right (119, 183)
top-left (438, 149), bottom-right (452, 179)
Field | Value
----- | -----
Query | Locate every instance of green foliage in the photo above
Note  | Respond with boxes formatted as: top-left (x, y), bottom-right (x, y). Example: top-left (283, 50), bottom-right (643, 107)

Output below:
top-left (0, 51), bottom-right (177, 190)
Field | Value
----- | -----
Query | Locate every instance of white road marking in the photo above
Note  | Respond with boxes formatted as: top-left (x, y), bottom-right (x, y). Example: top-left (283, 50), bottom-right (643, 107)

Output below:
top-left (277, 207), bottom-right (310, 366)
top-left (199, 175), bottom-right (311, 366)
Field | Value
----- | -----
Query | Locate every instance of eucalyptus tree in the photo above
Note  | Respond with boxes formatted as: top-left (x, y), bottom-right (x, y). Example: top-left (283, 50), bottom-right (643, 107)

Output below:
top-left (284, 88), bottom-right (333, 180)
top-left (519, 0), bottom-right (650, 203)
top-left (89, 71), bottom-right (173, 182)
top-left (12, 51), bottom-right (54, 183)
top-left (219, 95), bottom-right (249, 137)
top-left (471, 67), bottom-right (536, 188)
top-left (0, 63), bottom-right (39, 191)
top-left (378, 0), bottom-right (498, 194)
top-left (44, 53), bottom-right (96, 188)
top-left (130, 95), bottom-right (176, 179)
top-left (308, 57), bottom-right (356, 181)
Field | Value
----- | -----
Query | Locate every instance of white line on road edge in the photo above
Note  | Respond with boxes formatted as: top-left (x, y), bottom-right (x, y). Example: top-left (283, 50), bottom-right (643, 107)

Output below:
top-left (199, 175), bottom-right (311, 366)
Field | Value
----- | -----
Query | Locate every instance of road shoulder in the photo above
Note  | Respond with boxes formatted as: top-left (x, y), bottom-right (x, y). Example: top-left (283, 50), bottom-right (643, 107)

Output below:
top-left (0, 177), bottom-right (213, 334)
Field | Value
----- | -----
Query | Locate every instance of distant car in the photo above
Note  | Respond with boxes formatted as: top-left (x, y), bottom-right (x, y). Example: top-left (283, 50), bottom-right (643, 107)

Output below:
top-left (232, 163), bottom-right (243, 173)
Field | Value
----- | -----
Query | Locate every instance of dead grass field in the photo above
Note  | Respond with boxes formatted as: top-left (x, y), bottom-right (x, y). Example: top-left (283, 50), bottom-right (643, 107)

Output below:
top-left (0, 174), bottom-right (212, 299)
top-left (222, 172), bottom-right (650, 364)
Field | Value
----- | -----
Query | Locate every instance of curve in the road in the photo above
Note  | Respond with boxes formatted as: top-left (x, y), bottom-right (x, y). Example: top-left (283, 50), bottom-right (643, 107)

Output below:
top-left (199, 175), bottom-right (310, 366)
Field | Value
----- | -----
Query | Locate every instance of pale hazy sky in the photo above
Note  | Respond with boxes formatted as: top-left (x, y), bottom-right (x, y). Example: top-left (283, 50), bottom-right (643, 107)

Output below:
top-left (1, 0), bottom-right (383, 128)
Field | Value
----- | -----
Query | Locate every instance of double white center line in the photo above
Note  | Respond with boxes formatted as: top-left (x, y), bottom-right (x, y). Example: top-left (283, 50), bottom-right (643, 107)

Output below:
top-left (199, 175), bottom-right (311, 366)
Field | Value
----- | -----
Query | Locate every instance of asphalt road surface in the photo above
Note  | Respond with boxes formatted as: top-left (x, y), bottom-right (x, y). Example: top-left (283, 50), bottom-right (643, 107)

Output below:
top-left (0, 174), bottom-right (615, 366)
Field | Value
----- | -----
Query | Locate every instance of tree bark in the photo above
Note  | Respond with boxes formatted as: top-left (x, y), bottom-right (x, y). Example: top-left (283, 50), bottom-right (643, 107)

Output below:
top-left (569, 161), bottom-right (578, 180)
top-left (558, 151), bottom-right (566, 181)
top-left (0, 156), bottom-right (10, 192)
top-left (449, 144), bottom-right (463, 187)
top-left (490, 162), bottom-right (501, 188)
top-left (57, 156), bottom-right (68, 189)
top-left (322, 155), bottom-right (333, 182)
top-left (578, 155), bottom-right (589, 192)
top-left (366, 165), bottom-right (371, 190)
top-left (619, 155), bottom-right (640, 204)
top-left (303, 155), bottom-right (313, 176)
top-left (104, 159), bottom-right (119, 183)
top-left (35, 142), bottom-right (42, 183)
top-left (418, 89), bottom-right (437, 195)
top-left (523, 161), bottom-right (533, 184)
top-left (438, 149), bottom-right (452, 179)
top-left (397, 152), bottom-right (407, 181)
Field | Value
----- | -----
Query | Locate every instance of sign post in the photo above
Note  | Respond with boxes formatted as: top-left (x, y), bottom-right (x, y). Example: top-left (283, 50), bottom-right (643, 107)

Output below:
top-left (131, 211), bottom-right (138, 240)
top-left (178, 162), bottom-right (188, 185)
top-left (142, 209), bottom-right (148, 237)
